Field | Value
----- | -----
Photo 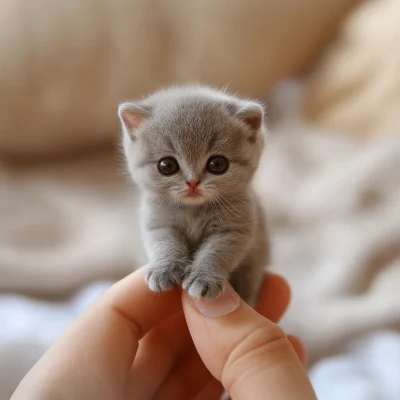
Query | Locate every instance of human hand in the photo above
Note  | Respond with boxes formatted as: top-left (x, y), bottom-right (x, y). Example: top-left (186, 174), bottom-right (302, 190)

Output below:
top-left (183, 279), bottom-right (316, 399)
top-left (11, 267), bottom-right (315, 400)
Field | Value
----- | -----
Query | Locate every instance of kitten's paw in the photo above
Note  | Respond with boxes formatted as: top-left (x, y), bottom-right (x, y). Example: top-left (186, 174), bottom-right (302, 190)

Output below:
top-left (146, 263), bottom-right (184, 292)
top-left (182, 272), bottom-right (225, 299)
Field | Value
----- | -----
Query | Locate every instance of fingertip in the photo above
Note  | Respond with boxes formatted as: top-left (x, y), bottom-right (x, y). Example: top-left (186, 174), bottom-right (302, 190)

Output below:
top-left (287, 334), bottom-right (308, 366)
top-left (183, 284), bottom-right (241, 318)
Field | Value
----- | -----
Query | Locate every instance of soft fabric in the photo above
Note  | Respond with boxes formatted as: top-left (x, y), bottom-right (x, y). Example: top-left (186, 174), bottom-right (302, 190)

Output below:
top-left (0, 0), bottom-right (358, 158)
top-left (1, 80), bottom-right (399, 376)
top-left (303, 0), bottom-right (400, 138)
top-left (0, 282), bottom-right (112, 400)
top-left (310, 331), bottom-right (400, 400)
top-left (0, 151), bottom-right (144, 295)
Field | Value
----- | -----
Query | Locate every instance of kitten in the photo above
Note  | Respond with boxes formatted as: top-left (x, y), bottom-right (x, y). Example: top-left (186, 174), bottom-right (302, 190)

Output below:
top-left (118, 85), bottom-right (269, 305)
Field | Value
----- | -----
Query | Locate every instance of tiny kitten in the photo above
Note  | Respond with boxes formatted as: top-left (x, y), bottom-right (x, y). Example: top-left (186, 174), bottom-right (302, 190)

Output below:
top-left (118, 85), bottom-right (269, 305)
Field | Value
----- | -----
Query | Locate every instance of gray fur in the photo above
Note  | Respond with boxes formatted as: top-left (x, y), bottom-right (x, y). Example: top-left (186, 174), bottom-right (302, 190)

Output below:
top-left (119, 85), bottom-right (269, 305)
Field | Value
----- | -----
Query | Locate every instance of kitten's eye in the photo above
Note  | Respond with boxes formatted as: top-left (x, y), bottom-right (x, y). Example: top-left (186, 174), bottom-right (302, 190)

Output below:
top-left (207, 156), bottom-right (229, 175)
top-left (158, 157), bottom-right (179, 175)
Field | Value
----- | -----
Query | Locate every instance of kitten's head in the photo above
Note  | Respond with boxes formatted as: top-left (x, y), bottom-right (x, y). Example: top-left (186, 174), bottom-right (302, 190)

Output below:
top-left (118, 85), bottom-right (266, 206)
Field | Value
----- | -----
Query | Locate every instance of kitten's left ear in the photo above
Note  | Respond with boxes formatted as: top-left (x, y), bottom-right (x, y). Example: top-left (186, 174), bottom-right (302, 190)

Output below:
top-left (118, 102), bottom-right (151, 140)
top-left (236, 102), bottom-right (265, 132)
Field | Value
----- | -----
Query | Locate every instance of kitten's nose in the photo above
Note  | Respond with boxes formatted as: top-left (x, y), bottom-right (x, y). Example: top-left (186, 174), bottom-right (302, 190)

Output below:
top-left (186, 179), bottom-right (200, 192)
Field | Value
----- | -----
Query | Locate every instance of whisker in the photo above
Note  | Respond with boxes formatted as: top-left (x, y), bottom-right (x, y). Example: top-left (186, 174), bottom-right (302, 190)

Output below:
top-left (220, 194), bottom-right (246, 216)
top-left (215, 194), bottom-right (243, 221)
top-left (209, 196), bottom-right (224, 225)
top-left (212, 195), bottom-right (236, 224)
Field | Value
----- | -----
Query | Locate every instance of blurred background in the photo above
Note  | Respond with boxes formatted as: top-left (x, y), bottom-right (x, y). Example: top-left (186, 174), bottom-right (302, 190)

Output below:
top-left (1, 0), bottom-right (400, 398)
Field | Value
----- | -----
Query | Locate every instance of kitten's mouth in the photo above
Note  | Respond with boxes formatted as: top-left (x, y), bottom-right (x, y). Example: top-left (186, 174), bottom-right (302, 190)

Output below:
top-left (182, 190), bottom-right (206, 205)
top-left (187, 191), bottom-right (201, 197)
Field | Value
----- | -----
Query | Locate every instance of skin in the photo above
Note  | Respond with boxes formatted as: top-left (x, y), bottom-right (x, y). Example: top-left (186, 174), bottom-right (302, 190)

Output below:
top-left (11, 267), bottom-right (316, 400)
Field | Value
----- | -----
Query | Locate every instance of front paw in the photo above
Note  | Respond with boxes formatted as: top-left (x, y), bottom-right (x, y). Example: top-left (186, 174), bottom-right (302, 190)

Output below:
top-left (182, 271), bottom-right (225, 299)
top-left (146, 263), bottom-right (185, 292)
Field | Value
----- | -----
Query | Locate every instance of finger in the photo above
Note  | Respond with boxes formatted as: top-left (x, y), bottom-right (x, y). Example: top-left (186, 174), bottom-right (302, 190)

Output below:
top-left (127, 311), bottom-right (193, 399)
top-left (99, 266), bottom-right (182, 338)
top-left (130, 273), bottom-right (291, 399)
top-left (258, 276), bottom-right (307, 366)
top-left (183, 284), bottom-right (317, 400)
top-left (256, 273), bottom-right (291, 322)
top-left (288, 334), bottom-right (307, 366)
top-left (143, 273), bottom-right (292, 399)
top-left (12, 267), bottom-right (182, 400)
top-left (192, 379), bottom-right (224, 400)
top-left (200, 335), bottom-right (302, 400)
top-left (153, 347), bottom-right (215, 400)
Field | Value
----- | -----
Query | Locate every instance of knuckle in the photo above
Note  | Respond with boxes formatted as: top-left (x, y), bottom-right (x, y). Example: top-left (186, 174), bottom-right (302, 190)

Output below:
top-left (221, 323), bottom-right (287, 392)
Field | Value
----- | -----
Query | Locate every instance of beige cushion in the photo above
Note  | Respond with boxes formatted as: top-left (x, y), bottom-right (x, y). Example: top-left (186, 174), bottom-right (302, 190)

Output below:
top-left (0, 0), bottom-right (358, 158)
top-left (303, 0), bottom-right (400, 138)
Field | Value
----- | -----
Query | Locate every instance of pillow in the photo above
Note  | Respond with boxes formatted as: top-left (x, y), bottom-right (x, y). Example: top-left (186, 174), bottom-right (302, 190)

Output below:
top-left (303, 0), bottom-right (400, 138)
top-left (0, 0), bottom-right (359, 158)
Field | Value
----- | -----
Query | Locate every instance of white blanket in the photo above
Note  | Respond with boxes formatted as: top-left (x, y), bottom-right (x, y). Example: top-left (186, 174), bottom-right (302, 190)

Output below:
top-left (310, 331), bottom-right (400, 400)
top-left (0, 282), bottom-right (111, 399)
top-left (1, 80), bottom-right (400, 398)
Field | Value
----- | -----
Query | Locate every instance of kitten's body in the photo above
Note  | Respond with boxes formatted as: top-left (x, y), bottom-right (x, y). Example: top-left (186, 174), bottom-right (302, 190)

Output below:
top-left (142, 189), bottom-right (268, 304)
top-left (119, 85), bottom-right (269, 305)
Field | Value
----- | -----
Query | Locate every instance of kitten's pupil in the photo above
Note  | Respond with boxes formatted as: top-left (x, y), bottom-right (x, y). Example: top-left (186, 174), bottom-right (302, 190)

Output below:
top-left (207, 156), bottom-right (229, 175)
top-left (158, 157), bottom-right (179, 175)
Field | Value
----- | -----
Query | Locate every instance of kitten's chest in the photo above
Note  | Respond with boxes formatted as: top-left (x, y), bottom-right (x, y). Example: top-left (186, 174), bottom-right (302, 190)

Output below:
top-left (183, 213), bottom-right (209, 249)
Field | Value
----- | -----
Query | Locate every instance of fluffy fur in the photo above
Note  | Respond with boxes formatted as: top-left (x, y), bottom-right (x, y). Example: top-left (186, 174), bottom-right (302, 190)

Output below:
top-left (119, 85), bottom-right (269, 305)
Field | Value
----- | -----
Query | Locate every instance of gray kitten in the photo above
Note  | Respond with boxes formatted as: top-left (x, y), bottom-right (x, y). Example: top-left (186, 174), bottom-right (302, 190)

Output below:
top-left (118, 85), bottom-right (269, 305)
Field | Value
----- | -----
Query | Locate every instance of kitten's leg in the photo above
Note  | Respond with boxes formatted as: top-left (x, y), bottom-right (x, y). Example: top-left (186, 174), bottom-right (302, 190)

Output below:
top-left (145, 228), bottom-right (190, 292)
top-left (229, 262), bottom-right (265, 307)
top-left (230, 232), bottom-right (270, 306)
top-left (182, 232), bottom-right (250, 299)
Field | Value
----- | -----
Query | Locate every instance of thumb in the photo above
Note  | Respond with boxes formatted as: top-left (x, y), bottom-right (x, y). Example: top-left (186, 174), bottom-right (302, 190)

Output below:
top-left (182, 284), bottom-right (316, 400)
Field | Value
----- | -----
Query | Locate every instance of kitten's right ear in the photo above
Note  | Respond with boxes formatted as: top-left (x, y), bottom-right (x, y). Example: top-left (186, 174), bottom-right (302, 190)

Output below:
top-left (118, 102), bottom-right (151, 140)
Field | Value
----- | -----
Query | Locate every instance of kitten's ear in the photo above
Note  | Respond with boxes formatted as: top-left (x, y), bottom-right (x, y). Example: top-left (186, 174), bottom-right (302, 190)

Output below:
top-left (118, 102), bottom-right (151, 139)
top-left (235, 102), bottom-right (265, 132)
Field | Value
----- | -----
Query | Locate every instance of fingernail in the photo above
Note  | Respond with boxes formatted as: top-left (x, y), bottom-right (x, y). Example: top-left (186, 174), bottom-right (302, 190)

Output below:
top-left (190, 284), bottom-right (240, 318)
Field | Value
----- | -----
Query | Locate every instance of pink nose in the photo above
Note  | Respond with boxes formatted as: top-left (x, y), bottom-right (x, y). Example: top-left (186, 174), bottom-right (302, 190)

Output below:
top-left (186, 179), bottom-right (200, 191)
